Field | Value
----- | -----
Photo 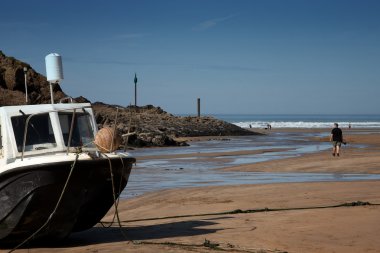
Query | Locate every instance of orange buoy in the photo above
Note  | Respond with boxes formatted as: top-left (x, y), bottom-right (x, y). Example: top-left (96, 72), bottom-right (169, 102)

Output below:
top-left (94, 127), bottom-right (121, 153)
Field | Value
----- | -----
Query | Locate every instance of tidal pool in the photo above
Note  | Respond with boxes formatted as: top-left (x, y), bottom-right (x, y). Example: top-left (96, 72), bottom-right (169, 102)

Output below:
top-left (122, 131), bottom-right (377, 198)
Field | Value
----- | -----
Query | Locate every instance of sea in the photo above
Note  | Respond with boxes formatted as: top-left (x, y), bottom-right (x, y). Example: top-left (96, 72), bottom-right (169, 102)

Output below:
top-left (122, 114), bottom-right (380, 199)
top-left (211, 114), bottom-right (380, 129)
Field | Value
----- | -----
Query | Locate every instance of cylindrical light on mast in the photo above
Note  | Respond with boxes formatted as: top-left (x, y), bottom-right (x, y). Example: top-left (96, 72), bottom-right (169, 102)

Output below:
top-left (45, 53), bottom-right (64, 104)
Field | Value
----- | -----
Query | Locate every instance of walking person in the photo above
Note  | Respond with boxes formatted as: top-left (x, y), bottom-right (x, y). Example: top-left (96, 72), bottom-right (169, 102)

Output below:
top-left (330, 123), bottom-right (343, 157)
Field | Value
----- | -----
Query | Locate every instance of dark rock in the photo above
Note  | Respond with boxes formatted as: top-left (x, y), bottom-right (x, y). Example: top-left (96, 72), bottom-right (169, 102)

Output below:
top-left (92, 103), bottom-right (260, 148)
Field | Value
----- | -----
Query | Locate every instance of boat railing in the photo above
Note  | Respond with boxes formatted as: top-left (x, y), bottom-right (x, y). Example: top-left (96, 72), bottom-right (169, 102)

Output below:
top-left (21, 105), bottom-right (92, 161)
top-left (66, 109), bottom-right (76, 155)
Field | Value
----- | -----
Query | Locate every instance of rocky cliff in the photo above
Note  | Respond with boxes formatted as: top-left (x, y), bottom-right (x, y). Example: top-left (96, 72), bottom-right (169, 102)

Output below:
top-left (0, 51), bottom-right (258, 147)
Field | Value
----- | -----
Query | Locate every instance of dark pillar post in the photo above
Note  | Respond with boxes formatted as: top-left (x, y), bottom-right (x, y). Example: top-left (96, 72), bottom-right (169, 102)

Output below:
top-left (197, 98), bottom-right (201, 117)
top-left (134, 73), bottom-right (138, 107)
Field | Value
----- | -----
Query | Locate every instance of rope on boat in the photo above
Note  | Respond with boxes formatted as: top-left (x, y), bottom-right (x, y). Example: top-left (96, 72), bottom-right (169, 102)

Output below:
top-left (98, 154), bottom-right (126, 228)
top-left (97, 153), bottom-right (130, 242)
top-left (8, 151), bottom-right (81, 253)
top-left (97, 107), bottom-right (127, 231)
top-left (99, 153), bottom-right (121, 228)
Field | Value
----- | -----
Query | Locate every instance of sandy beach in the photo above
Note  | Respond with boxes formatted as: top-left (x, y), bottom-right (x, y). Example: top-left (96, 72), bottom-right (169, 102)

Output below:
top-left (5, 128), bottom-right (380, 253)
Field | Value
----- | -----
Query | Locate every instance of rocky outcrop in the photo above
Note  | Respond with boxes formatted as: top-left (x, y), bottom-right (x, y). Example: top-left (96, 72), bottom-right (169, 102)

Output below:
top-left (92, 103), bottom-right (258, 147)
top-left (1, 51), bottom-right (259, 147)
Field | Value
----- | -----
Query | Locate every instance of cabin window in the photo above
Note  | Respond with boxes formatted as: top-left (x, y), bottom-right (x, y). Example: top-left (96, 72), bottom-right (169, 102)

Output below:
top-left (58, 112), bottom-right (95, 147)
top-left (11, 113), bottom-right (56, 152)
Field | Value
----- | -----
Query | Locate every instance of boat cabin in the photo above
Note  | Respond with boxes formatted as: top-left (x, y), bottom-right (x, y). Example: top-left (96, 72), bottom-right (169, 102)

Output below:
top-left (0, 103), bottom-right (97, 167)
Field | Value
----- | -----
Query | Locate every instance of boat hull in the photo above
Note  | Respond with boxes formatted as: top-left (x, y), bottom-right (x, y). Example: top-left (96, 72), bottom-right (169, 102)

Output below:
top-left (0, 155), bottom-right (134, 246)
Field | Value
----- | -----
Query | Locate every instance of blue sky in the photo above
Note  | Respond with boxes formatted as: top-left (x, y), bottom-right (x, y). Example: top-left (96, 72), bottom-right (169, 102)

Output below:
top-left (1, 0), bottom-right (379, 114)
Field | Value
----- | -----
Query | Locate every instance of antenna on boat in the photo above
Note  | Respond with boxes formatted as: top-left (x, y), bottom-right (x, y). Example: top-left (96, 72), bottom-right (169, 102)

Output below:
top-left (45, 53), bottom-right (64, 104)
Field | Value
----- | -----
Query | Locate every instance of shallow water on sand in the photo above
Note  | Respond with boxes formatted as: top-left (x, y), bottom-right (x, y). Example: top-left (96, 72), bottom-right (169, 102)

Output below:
top-left (121, 132), bottom-right (380, 198)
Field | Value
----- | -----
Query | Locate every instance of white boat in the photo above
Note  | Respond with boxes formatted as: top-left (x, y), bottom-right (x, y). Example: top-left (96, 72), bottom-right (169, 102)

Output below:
top-left (0, 102), bottom-right (135, 245)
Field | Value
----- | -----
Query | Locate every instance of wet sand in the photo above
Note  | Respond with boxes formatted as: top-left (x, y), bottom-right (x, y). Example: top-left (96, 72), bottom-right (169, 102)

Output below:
top-left (222, 128), bottom-right (380, 174)
top-left (7, 129), bottom-right (380, 253)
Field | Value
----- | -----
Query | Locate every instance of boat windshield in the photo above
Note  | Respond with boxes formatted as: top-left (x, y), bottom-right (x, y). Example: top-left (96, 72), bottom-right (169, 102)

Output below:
top-left (58, 112), bottom-right (95, 148)
top-left (11, 113), bottom-right (56, 152)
